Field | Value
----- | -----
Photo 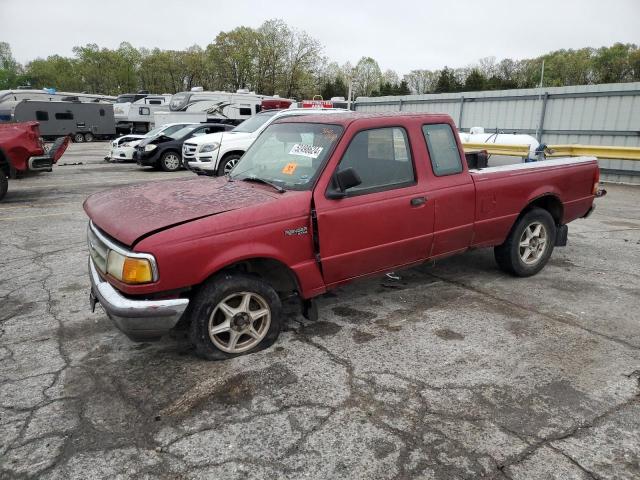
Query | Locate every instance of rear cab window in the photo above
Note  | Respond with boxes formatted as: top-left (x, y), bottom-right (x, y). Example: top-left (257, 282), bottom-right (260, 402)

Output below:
top-left (422, 123), bottom-right (462, 176)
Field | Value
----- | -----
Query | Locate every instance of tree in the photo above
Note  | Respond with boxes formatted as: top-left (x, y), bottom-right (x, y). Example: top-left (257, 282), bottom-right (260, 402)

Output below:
top-left (282, 29), bottom-right (322, 98)
top-left (434, 67), bottom-right (461, 93)
top-left (403, 69), bottom-right (436, 94)
top-left (26, 55), bottom-right (82, 91)
top-left (255, 19), bottom-right (291, 95)
top-left (463, 68), bottom-right (486, 91)
top-left (0, 42), bottom-right (25, 89)
top-left (593, 43), bottom-right (634, 83)
top-left (208, 27), bottom-right (259, 91)
top-left (352, 57), bottom-right (381, 97)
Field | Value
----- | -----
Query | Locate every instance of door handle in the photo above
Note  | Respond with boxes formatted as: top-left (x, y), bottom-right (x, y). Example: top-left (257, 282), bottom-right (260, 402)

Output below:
top-left (410, 196), bottom-right (427, 207)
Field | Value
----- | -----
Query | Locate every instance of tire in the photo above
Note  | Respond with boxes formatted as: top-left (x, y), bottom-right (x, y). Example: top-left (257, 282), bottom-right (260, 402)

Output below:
top-left (189, 273), bottom-right (282, 360)
top-left (84, 132), bottom-right (94, 142)
top-left (73, 133), bottom-right (85, 143)
top-left (159, 151), bottom-right (181, 172)
top-left (494, 207), bottom-right (556, 277)
top-left (0, 170), bottom-right (8, 202)
top-left (217, 153), bottom-right (242, 176)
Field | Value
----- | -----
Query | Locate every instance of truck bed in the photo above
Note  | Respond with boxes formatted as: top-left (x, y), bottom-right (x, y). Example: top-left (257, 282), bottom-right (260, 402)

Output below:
top-left (469, 156), bottom-right (598, 247)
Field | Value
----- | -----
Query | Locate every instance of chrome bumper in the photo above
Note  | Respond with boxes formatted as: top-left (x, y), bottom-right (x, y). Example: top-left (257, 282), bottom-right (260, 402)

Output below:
top-left (88, 257), bottom-right (189, 341)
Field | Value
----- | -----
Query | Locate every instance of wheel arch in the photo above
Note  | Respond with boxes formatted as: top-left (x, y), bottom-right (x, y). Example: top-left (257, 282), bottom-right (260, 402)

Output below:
top-left (201, 256), bottom-right (302, 298)
top-left (523, 193), bottom-right (564, 226)
top-left (216, 150), bottom-right (245, 169)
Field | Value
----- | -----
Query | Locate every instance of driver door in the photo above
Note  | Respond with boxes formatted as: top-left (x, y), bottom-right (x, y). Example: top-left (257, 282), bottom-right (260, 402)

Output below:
top-left (313, 127), bottom-right (434, 286)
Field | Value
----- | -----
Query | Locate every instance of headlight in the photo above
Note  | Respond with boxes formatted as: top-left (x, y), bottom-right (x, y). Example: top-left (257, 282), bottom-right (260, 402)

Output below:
top-left (106, 250), bottom-right (154, 284)
top-left (144, 144), bottom-right (157, 152)
top-left (199, 142), bottom-right (220, 153)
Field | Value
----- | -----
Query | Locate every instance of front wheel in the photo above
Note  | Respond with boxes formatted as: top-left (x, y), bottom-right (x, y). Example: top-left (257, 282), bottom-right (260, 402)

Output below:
top-left (159, 151), bottom-right (181, 172)
top-left (84, 132), bottom-right (94, 142)
top-left (494, 207), bottom-right (556, 277)
top-left (217, 154), bottom-right (241, 176)
top-left (189, 273), bottom-right (282, 360)
top-left (73, 133), bottom-right (85, 143)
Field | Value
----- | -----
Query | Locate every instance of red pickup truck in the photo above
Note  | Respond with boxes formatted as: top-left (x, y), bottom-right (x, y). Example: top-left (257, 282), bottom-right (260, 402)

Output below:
top-left (0, 121), bottom-right (70, 201)
top-left (85, 112), bottom-right (602, 359)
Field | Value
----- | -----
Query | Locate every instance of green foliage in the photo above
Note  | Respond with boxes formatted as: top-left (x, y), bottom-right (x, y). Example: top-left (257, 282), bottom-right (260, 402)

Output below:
top-left (434, 67), bottom-right (462, 93)
top-left (1, 31), bottom-right (638, 98)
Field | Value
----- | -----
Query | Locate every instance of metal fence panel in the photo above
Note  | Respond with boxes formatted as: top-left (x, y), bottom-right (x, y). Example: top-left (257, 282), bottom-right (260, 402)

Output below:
top-left (355, 82), bottom-right (640, 184)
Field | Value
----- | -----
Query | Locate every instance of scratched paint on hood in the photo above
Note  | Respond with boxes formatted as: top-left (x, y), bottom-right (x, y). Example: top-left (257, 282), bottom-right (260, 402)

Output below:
top-left (84, 176), bottom-right (280, 246)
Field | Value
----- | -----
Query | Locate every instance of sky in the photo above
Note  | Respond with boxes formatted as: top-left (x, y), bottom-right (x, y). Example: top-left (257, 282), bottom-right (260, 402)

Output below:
top-left (1, 0), bottom-right (639, 74)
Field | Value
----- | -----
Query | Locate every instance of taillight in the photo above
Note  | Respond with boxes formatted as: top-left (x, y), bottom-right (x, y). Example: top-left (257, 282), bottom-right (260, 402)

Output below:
top-left (592, 168), bottom-right (600, 195)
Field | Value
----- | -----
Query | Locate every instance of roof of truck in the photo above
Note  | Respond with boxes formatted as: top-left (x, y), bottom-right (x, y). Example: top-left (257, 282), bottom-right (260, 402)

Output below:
top-left (274, 111), bottom-right (454, 127)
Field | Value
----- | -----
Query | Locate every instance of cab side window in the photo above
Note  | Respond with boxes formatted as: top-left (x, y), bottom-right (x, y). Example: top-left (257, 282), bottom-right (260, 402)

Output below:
top-left (422, 124), bottom-right (462, 176)
top-left (337, 127), bottom-right (414, 194)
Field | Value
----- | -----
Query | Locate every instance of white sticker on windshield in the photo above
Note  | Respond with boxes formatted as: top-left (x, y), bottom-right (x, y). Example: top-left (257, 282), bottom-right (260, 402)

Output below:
top-left (289, 144), bottom-right (323, 159)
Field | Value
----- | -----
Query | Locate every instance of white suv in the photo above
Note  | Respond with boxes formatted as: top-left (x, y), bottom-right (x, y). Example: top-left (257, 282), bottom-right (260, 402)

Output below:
top-left (184, 108), bottom-right (349, 176)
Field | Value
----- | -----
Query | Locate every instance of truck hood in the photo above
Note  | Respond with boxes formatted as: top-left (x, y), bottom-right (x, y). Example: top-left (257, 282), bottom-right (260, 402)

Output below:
top-left (84, 176), bottom-right (281, 246)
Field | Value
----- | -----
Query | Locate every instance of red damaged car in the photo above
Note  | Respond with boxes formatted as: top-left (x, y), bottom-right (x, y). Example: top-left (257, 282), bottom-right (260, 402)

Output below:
top-left (0, 121), bottom-right (70, 201)
top-left (84, 112), bottom-right (604, 359)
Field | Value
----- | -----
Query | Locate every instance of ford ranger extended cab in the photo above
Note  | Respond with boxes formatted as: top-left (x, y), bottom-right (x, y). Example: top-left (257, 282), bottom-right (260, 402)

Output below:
top-left (0, 121), bottom-right (69, 201)
top-left (85, 112), bottom-right (603, 360)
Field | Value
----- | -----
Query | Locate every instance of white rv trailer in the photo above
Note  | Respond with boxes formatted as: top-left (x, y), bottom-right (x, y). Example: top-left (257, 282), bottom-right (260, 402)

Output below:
top-left (0, 88), bottom-right (116, 122)
top-left (154, 88), bottom-right (289, 127)
top-left (113, 94), bottom-right (172, 134)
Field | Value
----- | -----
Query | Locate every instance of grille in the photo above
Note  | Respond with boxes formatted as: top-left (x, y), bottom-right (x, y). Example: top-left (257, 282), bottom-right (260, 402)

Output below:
top-left (182, 143), bottom-right (198, 160)
top-left (87, 223), bottom-right (108, 274)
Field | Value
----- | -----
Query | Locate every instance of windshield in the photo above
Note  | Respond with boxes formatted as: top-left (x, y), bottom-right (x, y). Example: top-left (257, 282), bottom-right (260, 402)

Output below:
top-left (230, 122), bottom-right (343, 191)
top-left (231, 111), bottom-right (278, 133)
top-left (116, 94), bottom-right (135, 104)
top-left (144, 125), bottom-right (166, 138)
top-left (168, 125), bottom-right (199, 139)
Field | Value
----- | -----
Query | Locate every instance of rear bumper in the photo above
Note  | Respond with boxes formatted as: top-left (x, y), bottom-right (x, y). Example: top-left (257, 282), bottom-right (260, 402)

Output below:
top-left (28, 155), bottom-right (53, 172)
top-left (88, 257), bottom-right (189, 341)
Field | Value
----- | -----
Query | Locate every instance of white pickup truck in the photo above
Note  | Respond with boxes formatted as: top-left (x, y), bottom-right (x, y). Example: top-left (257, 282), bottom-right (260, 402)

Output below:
top-left (184, 108), bottom-right (349, 176)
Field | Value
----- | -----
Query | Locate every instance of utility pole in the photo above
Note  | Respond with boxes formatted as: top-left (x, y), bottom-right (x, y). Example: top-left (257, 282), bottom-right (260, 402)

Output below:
top-left (535, 60), bottom-right (545, 141)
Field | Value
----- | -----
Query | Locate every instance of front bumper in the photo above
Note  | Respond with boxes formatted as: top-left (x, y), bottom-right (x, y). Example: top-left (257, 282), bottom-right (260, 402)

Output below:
top-left (110, 147), bottom-right (135, 161)
top-left (88, 257), bottom-right (189, 341)
top-left (134, 149), bottom-right (160, 166)
top-left (188, 160), bottom-right (216, 175)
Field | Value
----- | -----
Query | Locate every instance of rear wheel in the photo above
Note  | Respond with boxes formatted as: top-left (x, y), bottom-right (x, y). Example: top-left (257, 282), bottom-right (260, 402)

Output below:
top-left (160, 151), bottom-right (181, 172)
top-left (217, 153), bottom-right (241, 176)
top-left (73, 133), bottom-right (85, 143)
top-left (0, 170), bottom-right (8, 201)
top-left (84, 132), bottom-right (94, 142)
top-left (189, 273), bottom-right (282, 360)
top-left (494, 207), bottom-right (556, 277)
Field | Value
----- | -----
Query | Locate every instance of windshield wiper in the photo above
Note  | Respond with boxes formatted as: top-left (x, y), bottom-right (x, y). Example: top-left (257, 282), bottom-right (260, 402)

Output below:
top-left (240, 176), bottom-right (285, 193)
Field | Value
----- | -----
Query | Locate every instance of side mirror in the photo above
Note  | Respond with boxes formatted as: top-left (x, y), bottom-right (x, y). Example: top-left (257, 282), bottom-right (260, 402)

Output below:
top-left (326, 167), bottom-right (362, 199)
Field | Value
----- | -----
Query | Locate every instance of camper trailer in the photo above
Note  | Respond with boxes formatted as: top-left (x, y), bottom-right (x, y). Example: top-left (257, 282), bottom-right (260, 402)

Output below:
top-left (155, 88), bottom-right (291, 127)
top-left (113, 94), bottom-right (172, 134)
top-left (12, 100), bottom-right (116, 142)
top-left (0, 88), bottom-right (115, 122)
